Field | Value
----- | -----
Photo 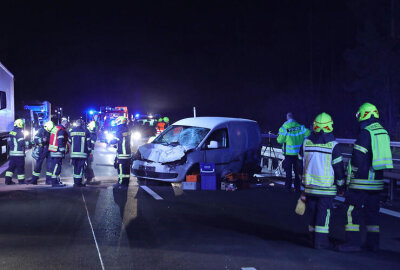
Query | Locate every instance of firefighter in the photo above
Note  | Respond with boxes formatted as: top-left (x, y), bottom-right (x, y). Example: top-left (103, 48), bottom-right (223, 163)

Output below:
top-left (68, 119), bottom-right (91, 187)
top-left (85, 121), bottom-right (101, 185)
top-left (110, 116), bottom-right (131, 188)
top-left (298, 113), bottom-right (345, 249)
top-left (5, 119), bottom-right (28, 185)
top-left (47, 119), bottom-right (69, 187)
top-left (28, 121), bottom-right (54, 185)
top-left (338, 103), bottom-right (393, 252)
top-left (156, 118), bottom-right (166, 136)
top-left (277, 112), bottom-right (310, 192)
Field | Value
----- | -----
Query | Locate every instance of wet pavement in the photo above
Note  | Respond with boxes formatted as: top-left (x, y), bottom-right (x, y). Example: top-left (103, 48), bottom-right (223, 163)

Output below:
top-left (0, 143), bottom-right (400, 270)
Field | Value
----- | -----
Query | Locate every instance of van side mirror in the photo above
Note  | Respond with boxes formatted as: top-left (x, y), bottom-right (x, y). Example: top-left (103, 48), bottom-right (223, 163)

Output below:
top-left (207, 141), bottom-right (218, 149)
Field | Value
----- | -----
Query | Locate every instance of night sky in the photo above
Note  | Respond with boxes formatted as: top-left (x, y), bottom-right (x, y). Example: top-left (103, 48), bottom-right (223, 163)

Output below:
top-left (1, 1), bottom-right (399, 137)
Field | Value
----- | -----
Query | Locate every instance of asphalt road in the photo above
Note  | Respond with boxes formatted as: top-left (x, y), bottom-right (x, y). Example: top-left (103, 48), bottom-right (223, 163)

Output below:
top-left (0, 143), bottom-right (400, 270)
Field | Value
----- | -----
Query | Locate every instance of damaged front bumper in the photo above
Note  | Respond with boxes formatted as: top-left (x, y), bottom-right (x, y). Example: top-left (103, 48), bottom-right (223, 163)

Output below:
top-left (132, 160), bottom-right (190, 182)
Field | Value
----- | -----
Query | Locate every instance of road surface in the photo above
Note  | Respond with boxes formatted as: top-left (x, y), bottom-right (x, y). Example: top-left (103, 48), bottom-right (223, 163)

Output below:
top-left (0, 142), bottom-right (400, 270)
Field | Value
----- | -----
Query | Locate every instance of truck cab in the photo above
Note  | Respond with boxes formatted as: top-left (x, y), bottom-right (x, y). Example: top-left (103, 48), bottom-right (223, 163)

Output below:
top-left (0, 62), bottom-right (15, 162)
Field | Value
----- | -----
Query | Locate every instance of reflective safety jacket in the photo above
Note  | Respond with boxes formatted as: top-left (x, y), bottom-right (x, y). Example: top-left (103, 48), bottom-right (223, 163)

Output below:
top-left (156, 122), bottom-right (166, 135)
top-left (111, 125), bottom-right (131, 160)
top-left (68, 126), bottom-right (91, 159)
top-left (299, 133), bottom-right (345, 196)
top-left (49, 125), bottom-right (68, 157)
top-left (8, 127), bottom-right (26, 157)
top-left (277, 120), bottom-right (310, 156)
top-left (347, 119), bottom-right (393, 191)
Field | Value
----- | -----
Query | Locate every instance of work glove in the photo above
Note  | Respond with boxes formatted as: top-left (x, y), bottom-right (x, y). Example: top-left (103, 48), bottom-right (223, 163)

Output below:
top-left (295, 192), bottom-right (307, 216)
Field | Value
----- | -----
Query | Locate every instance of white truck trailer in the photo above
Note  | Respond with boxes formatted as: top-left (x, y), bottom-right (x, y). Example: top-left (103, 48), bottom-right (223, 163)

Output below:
top-left (0, 62), bottom-right (15, 162)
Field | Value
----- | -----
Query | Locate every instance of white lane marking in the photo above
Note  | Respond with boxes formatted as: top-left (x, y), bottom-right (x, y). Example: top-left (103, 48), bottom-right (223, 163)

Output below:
top-left (335, 196), bottom-right (345, 202)
top-left (81, 190), bottom-right (105, 270)
top-left (271, 180), bottom-right (400, 219)
top-left (140, 185), bottom-right (164, 200)
top-left (241, 268), bottom-right (257, 270)
top-left (379, 208), bottom-right (400, 218)
top-left (0, 161), bottom-right (9, 175)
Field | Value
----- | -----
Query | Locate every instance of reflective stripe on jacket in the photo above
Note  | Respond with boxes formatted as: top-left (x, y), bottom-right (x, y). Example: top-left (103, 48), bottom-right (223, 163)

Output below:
top-left (68, 127), bottom-right (91, 159)
top-left (114, 125), bottom-right (131, 159)
top-left (8, 128), bottom-right (26, 156)
top-left (347, 121), bottom-right (393, 191)
top-left (365, 123), bottom-right (393, 170)
top-left (277, 120), bottom-right (310, 155)
top-left (302, 139), bottom-right (338, 196)
top-left (49, 126), bottom-right (68, 153)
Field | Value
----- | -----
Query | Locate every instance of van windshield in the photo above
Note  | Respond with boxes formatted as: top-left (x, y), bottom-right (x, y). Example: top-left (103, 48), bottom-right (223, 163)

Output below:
top-left (153, 125), bottom-right (210, 148)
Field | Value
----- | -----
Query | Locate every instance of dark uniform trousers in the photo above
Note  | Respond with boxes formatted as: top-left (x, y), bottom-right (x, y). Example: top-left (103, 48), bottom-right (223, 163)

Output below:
top-left (344, 189), bottom-right (380, 248)
top-left (283, 155), bottom-right (301, 192)
top-left (31, 147), bottom-right (49, 182)
top-left (85, 155), bottom-right (95, 181)
top-left (5, 156), bottom-right (25, 184)
top-left (48, 157), bottom-right (63, 184)
top-left (72, 158), bottom-right (86, 184)
top-left (117, 159), bottom-right (131, 186)
top-left (306, 196), bottom-right (333, 246)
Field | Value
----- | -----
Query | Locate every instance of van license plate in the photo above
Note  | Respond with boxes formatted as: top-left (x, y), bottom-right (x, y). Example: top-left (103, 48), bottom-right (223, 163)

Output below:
top-left (144, 166), bottom-right (155, 172)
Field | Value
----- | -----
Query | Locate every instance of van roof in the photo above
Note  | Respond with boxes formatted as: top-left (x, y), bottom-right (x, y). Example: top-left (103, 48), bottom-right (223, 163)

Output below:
top-left (173, 117), bottom-right (257, 129)
top-left (0, 61), bottom-right (14, 77)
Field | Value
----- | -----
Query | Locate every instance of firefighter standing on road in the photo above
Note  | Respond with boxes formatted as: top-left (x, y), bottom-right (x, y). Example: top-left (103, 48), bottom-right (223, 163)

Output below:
top-left (111, 116), bottom-right (131, 188)
top-left (28, 121), bottom-right (54, 185)
top-left (5, 119), bottom-right (28, 185)
top-left (68, 119), bottom-right (91, 187)
top-left (299, 113), bottom-right (345, 249)
top-left (47, 119), bottom-right (69, 187)
top-left (338, 103), bottom-right (393, 252)
top-left (277, 112), bottom-right (310, 192)
top-left (85, 121), bottom-right (101, 185)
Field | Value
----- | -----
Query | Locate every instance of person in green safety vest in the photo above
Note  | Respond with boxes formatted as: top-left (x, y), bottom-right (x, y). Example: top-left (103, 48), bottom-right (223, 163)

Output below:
top-left (337, 102), bottom-right (393, 252)
top-left (298, 113), bottom-right (345, 249)
top-left (277, 112), bottom-right (310, 192)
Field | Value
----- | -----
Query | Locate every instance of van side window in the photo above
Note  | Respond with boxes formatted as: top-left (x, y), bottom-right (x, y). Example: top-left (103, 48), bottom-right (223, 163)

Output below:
top-left (204, 128), bottom-right (229, 149)
top-left (0, 91), bottom-right (6, 110)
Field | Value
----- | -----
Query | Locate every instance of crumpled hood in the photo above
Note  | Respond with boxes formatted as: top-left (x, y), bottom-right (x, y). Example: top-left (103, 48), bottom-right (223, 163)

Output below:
top-left (139, 143), bottom-right (190, 163)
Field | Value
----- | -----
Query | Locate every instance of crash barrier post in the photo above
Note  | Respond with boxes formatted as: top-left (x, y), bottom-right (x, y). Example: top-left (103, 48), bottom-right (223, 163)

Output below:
top-left (260, 133), bottom-right (400, 201)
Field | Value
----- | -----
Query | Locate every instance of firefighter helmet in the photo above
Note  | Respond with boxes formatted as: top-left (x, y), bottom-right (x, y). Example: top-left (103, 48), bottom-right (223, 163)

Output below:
top-left (87, 121), bottom-right (98, 132)
top-left (356, 102), bottom-right (379, 122)
top-left (75, 119), bottom-right (84, 127)
top-left (313, 113), bottom-right (333, 133)
top-left (163, 117), bottom-right (170, 123)
top-left (44, 121), bottom-right (54, 132)
top-left (14, 119), bottom-right (24, 128)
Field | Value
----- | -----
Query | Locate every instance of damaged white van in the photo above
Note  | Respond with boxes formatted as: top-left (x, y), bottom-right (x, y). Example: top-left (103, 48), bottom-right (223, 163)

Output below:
top-left (132, 117), bottom-right (261, 183)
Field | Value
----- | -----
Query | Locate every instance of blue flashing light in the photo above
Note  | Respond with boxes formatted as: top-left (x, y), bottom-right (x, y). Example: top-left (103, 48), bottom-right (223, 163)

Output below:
top-left (89, 110), bottom-right (94, 115)
top-left (111, 120), bottom-right (116, 126)
top-left (135, 113), bottom-right (140, 118)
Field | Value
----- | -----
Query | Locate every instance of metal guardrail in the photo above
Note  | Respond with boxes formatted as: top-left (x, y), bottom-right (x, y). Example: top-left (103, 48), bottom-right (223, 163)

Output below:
top-left (261, 133), bottom-right (400, 147)
top-left (260, 133), bottom-right (400, 201)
